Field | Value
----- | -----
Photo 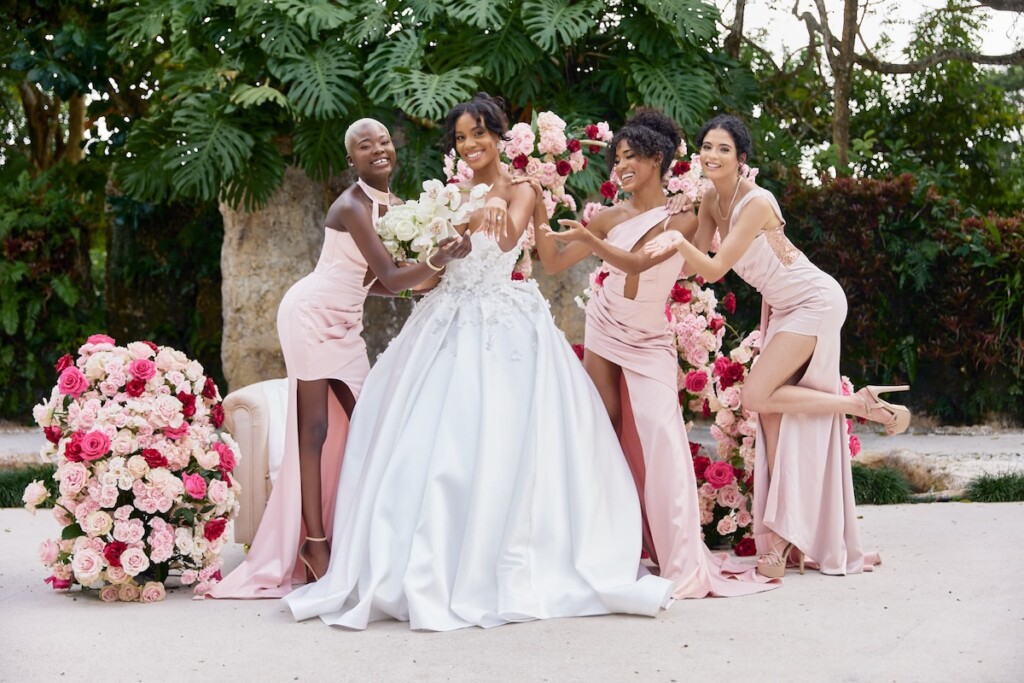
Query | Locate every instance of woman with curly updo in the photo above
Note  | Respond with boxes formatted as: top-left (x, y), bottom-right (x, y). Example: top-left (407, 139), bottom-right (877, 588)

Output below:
top-left (536, 108), bottom-right (775, 598)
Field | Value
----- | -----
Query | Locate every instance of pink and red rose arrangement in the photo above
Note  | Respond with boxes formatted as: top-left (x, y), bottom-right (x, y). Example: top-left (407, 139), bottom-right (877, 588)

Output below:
top-left (23, 335), bottom-right (241, 602)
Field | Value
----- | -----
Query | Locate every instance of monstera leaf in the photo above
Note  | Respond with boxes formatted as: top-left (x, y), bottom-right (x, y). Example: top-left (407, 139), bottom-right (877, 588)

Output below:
top-left (270, 43), bottom-right (360, 119)
top-left (165, 96), bottom-right (255, 203)
top-left (393, 66), bottom-right (482, 121)
top-left (364, 30), bottom-right (425, 101)
top-left (521, 0), bottom-right (600, 52)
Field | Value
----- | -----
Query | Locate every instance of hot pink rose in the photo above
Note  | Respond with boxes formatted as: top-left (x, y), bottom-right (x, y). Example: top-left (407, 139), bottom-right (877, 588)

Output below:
top-left (128, 358), bottom-right (156, 381)
top-left (45, 575), bottom-right (73, 590)
top-left (684, 370), bottom-right (708, 394)
top-left (214, 442), bottom-right (237, 476)
top-left (58, 367), bottom-right (89, 397)
top-left (87, 334), bottom-right (116, 345)
top-left (163, 423), bottom-right (189, 440)
top-left (79, 430), bottom-right (111, 461)
top-left (704, 461), bottom-right (735, 489)
top-left (182, 472), bottom-right (207, 499)
top-left (849, 434), bottom-right (861, 457)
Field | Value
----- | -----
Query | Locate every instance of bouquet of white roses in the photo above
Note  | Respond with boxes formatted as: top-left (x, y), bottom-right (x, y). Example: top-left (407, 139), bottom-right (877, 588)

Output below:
top-left (375, 179), bottom-right (490, 262)
top-left (24, 334), bottom-right (241, 602)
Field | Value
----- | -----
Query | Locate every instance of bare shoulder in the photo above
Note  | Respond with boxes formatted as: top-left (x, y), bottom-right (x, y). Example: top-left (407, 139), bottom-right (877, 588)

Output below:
top-left (326, 184), bottom-right (367, 231)
top-left (587, 203), bottom-right (631, 236)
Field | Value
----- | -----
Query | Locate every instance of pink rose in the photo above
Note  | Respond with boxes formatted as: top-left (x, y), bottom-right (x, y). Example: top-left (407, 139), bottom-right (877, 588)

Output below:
top-left (704, 461), bottom-right (735, 489)
top-left (79, 430), bottom-right (111, 462)
top-left (207, 479), bottom-right (229, 505)
top-left (71, 547), bottom-right (104, 585)
top-left (180, 569), bottom-right (198, 585)
top-left (716, 516), bottom-right (738, 535)
top-left (684, 370), bottom-right (708, 394)
top-left (849, 434), bottom-right (861, 457)
top-left (182, 472), bottom-right (207, 499)
top-left (87, 334), bottom-right (116, 345)
top-left (118, 582), bottom-right (142, 602)
top-left (736, 510), bottom-right (753, 527)
top-left (58, 367), bottom-right (89, 397)
top-left (22, 480), bottom-right (49, 512)
top-left (119, 547), bottom-right (150, 577)
top-left (163, 423), bottom-right (189, 440)
top-left (58, 462), bottom-right (89, 495)
top-left (140, 581), bottom-right (166, 603)
top-left (214, 442), bottom-right (237, 476)
top-left (100, 585), bottom-right (121, 602)
top-left (128, 358), bottom-right (156, 381)
top-left (716, 484), bottom-right (744, 509)
top-left (45, 575), bottom-right (73, 590)
top-left (38, 539), bottom-right (59, 566)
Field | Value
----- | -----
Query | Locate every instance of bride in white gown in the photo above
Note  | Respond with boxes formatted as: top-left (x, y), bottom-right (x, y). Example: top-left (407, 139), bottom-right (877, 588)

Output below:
top-left (283, 94), bottom-right (673, 631)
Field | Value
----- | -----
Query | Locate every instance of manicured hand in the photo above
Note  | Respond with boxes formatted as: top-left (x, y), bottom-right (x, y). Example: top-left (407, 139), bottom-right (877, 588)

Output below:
top-left (550, 219), bottom-right (595, 244)
top-left (433, 235), bottom-right (472, 266)
top-left (481, 198), bottom-right (509, 240)
top-left (666, 193), bottom-right (693, 214)
top-left (643, 230), bottom-right (685, 257)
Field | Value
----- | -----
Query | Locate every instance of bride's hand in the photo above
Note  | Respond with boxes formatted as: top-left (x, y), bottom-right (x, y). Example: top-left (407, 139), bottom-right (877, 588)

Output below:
top-left (643, 231), bottom-right (685, 257)
top-left (665, 193), bottom-right (693, 215)
top-left (481, 198), bottom-right (509, 240)
top-left (431, 235), bottom-right (473, 266)
top-left (550, 219), bottom-right (596, 245)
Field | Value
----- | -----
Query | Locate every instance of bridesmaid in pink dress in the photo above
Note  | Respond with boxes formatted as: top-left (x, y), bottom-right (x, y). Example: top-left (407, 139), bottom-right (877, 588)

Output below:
top-left (535, 109), bottom-right (776, 598)
top-left (646, 114), bottom-right (906, 577)
top-left (210, 119), bottom-right (471, 598)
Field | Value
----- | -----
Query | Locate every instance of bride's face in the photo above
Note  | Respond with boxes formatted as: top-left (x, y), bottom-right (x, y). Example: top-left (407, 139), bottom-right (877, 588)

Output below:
top-left (454, 113), bottom-right (500, 171)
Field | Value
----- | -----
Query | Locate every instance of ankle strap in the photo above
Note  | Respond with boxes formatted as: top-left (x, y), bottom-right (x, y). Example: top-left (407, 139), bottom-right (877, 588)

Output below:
top-left (305, 536), bottom-right (328, 542)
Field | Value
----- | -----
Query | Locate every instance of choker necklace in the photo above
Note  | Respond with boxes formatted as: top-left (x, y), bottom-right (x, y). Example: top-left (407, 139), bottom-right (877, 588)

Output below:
top-left (716, 177), bottom-right (742, 223)
top-left (356, 178), bottom-right (392, 227)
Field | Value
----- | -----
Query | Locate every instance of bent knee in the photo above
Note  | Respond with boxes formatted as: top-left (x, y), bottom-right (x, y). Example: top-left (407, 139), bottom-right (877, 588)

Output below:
top-left (297, 419), bottom-right (329, 454)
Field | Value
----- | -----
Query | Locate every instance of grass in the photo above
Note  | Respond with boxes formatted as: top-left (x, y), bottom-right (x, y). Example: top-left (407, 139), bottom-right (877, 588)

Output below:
top-left (851, 463), bottom-right (912, 505)
top-left (0, 464), bottom-right (56, 508)
top-left (966, 472), bottom-right (1024, 502)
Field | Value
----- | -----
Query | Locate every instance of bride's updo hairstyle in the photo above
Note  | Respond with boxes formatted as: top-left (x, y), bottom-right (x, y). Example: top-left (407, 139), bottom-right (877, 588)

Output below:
top-left (441, 92), bottom-right (511, 153)
top-left (606, 108), bottom-right (681, 177)
top-left (696, 114), bottom-right (752, 166)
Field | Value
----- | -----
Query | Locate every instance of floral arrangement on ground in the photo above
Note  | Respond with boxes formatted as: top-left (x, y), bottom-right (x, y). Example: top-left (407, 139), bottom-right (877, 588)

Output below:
top-left (22, 334), bottom-right (241, 602)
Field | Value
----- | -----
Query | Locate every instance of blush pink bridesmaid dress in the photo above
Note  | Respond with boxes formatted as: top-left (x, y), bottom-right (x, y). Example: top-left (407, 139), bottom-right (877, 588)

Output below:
top-left (729, 187), bottom-right (880, 575)
top-left (585, 205), bottom-right (776, 599)
top-left (210, 201), bottom-right (381, 598)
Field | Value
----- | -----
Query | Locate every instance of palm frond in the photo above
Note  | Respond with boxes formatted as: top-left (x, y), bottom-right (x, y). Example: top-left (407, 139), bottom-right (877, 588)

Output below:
top-left (293, 117), bottom-right (350, 182)
top-left (270, 42), bottom-right (361, 119)
top-left (394, 66), bottom-right (482, 121)
top-left (628, 57), bottom-right (714, 132)
top-left (445, 0), bottom-right (511, 29)
top-left (521, 0), bottom-right (601, 52)
top-left (231, 84), bottom-right (292, 111)
top-left (166, 96), bottom-right (256, 203)
top-left (220, 133), bottom-right (285, 212)
top-left (636, 0), bottom-right (719, 46)
top-left (274, 0), bottom-right (355, 36)
top-left (364, 30), bottom-right (425, 101)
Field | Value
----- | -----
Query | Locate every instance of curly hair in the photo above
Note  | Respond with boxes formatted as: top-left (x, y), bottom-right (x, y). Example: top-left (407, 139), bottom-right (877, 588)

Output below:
top-left (441, 92), bottom-right (511, 153)
top-left (696, 114), bottom-right (752, 165)
top-left (605, 107), bottom-right (681, 177)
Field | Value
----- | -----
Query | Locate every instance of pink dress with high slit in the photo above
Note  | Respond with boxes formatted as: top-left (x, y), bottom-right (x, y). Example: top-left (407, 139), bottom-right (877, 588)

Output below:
top-left (585, 205), bottom-right (777, 598)
top-left (730, 187), bottom-right (880, 575)
top-left (209, 227), bottom-right (373, 598)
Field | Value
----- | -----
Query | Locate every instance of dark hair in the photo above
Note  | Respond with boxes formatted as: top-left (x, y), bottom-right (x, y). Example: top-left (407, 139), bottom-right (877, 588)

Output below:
top-left (696, 114), bottom-right (752, 165)
top-left (606, 107), bottom-right (681, 177)
top-left (441, 92), bottom-right (511, 153)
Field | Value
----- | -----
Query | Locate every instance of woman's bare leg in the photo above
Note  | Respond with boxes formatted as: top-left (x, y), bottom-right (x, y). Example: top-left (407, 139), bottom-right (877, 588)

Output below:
top-left (583, 350), bottom-right (623, 434)
top-left (294, 378), bottom-right (332, 579)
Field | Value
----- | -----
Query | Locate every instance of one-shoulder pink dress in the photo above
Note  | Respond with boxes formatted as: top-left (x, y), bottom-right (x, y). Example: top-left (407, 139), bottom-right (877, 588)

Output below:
top-left (585, 205), bottom-right (777, 598)
top-left (210, 227), bottom-right (373, 598)
top-left (730, 187), bottom-right (880, 575)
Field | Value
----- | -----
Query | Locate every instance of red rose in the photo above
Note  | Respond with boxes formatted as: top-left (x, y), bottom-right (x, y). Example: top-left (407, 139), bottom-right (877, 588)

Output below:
top-left (201, 377), bottom-right (218, 400)
top-left (125, 378), bottom-right (146, 397)
top-left (734, 536), bottom-right (757, 557)
top-left (595, 270), bottom-right (609, 286)
top-left (733, 465), bottom-right (746, 481)
top-left (511, 271), bottom-right (525, 281)
top-left (670, 283), bottom-right (692, 303)
top-left (692, 455), bottom-right (711, 480)
top-left (177, 391), bottom-right (196, 418)
top-left (719, 361), bottom-right (745, 389)
top-left (689, 441), bottom-right (701, 457)
top-left (54, 354), bottom-right (75, 373)
top-left (701, 398), bottom-right (711, 419)
top-left (103, 541), bottom-right (128, 568)
top-left (210, 404), bottom-right (225, 428)
top-left (584, 124), bottom-right (600, 140)
top-left (704, 461), bottom-right (735, 488)
top-left (708, 316), bottom-right (725, 333)
top-left (556, 160), bottom-right (572, 176)
top-left (142, 448), bottom-right (169, 469)
top-left (712, 356), bottom-right (732, 377)
top-left (671, 160), bottom-right (687, 176)
top-left (204, 518), bottom-right (227, 542)
top-left (141, 340), bottom-right (159, 353)
top-left (512, 154), bottom-right (529, 170)
top-left (43, 426), bottom-right (62, 444)
top-left (599, 181), bottom-right (618, 200)
top-left (722, 292), bottom-right (736, 314)
top-left (581, 156), bottom-right (588, 169)
top-left (684, 369), bottom-right (708, 393)
top-left (64, 431), bottom-right (85, 462)
top-left (567, 138), bottom-right (581, 153)
top-left (677, 390), bottom-right (686, 405)
top-left (571, 344), bottom-right (584, 360)
top-left (447, 177), bottom-right (460, 184)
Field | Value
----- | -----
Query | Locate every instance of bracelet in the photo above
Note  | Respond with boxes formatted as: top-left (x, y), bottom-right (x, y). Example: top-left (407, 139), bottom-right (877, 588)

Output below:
top-left (425, 253), bottom-right (444, 272)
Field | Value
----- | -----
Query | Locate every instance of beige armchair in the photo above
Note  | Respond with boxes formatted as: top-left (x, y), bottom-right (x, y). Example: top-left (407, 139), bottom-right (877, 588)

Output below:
top-left (222, 379), bottom-right (288, 545)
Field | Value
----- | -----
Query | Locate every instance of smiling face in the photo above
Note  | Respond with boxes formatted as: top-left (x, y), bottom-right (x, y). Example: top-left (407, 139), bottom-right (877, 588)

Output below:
top-left (613, 139), bottom-right (661, 192)
top-left (699, 128), bottom-right (744, 181)
top-left (346, 120), bottom-right (396, 183)
top-left (453, 112), bottom-right (500, 171)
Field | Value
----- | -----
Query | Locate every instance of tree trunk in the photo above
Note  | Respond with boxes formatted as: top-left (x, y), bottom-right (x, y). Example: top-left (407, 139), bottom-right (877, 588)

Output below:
top-left (831, 0), bottom-right (860, 170)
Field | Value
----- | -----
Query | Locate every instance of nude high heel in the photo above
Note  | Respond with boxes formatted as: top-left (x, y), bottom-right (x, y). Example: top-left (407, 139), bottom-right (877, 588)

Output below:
top-left (299, 536), bottom-right (329, 582)
top-left (757, 541), bottom-right (804, 579)
top-left (859, 385), bottom-right (911, 435)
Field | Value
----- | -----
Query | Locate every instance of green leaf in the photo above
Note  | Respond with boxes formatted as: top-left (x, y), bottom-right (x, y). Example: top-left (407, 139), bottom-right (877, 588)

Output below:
top-left (363, 30), bottom-right (425, 101)
top-left (405, 0), bottom-right (446, 22)
top-left (0, 294), bottom-right (19, 335)
top-left (115, 117), bottom-right (176, 204)
top-left (61, 523), bottom-right (85, 541)
top-left (271, 43), bottom-right (360, 119)
top-left (274, 0), bottom-right (355, 37)
top-left (293, 118), bottom-right (349, 182)
top-left (50, 275), bottom-right (79, 307)
top-left (636, 0), bottom-right (719, 45)
top-left (108, 0), bottom-right (172, 55)
top-left (521, 0), bottom-right (600, 52)
top-left (628, 57), bottom-right (714, 132)
top-left (220, 133), bottom-right (285, 211)
top-left (445, 0), bottom-right (511, 29)
top-left (230, 84), bottom-right (292, 111)
top-left (166, 97), bottom-right (256, 203)
top-left (464, 19), bottom-right (543, 83)
top-left (245, 10), bottom-right (309, 58)
top-left (343, 1), bottom-right (391, 44)
top-left (394, 66), bottom-right (482, 122)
